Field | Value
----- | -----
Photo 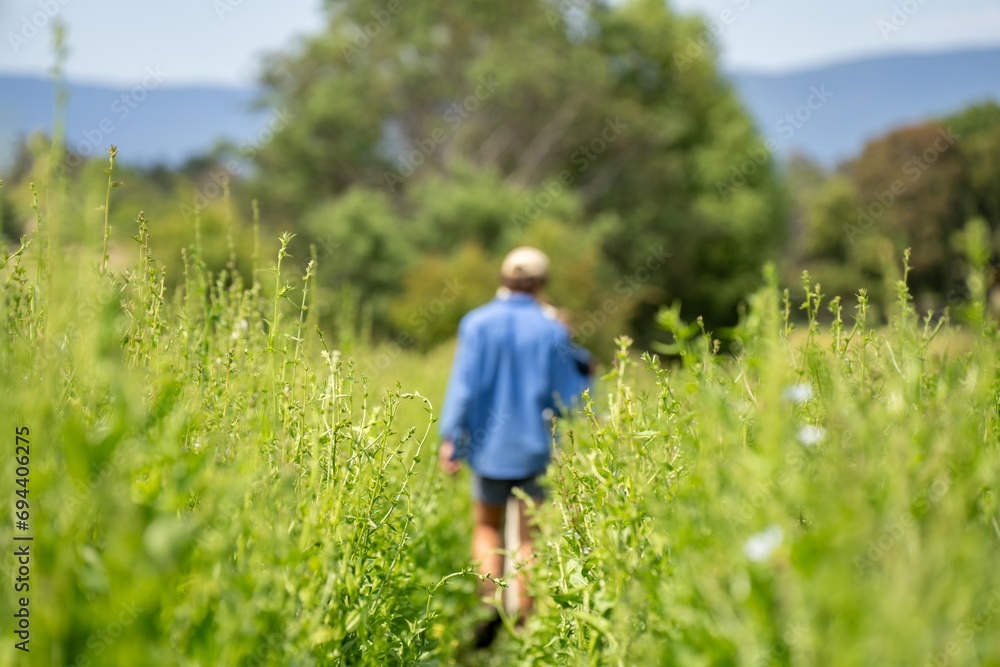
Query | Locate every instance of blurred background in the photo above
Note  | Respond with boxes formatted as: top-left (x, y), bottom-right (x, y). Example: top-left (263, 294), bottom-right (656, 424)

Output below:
top-left (2, 0), bottom-right (999, 357)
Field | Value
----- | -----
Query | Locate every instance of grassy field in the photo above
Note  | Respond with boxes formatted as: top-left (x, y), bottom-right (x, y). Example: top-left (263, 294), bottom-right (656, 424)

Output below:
top-left (2, 172), bottom-right (1000, 666)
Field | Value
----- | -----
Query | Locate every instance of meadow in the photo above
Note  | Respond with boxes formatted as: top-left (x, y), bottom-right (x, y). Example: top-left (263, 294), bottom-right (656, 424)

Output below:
top-left (1, 166), bottom-right (999, 666)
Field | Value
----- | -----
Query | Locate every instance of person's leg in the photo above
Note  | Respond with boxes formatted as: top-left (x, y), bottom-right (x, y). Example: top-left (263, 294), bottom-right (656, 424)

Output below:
top-left (473, 499), bottom-right (506, 602)
top-left (514, 499), bottom-right (537, 618)
top-left (514, 478), bottom-right (544, 620)
top-left (471, 478), bottom-right (508, 649)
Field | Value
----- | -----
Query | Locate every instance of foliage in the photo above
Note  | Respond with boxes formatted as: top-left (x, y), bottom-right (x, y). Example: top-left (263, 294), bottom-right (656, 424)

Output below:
top-left (303, 185), bottom-right (414, 330)
top-left (386, 215), bottom-right (636, 357)
top-left (1, 171), bottom-right (473, 665)
top-left (386, 242), bottom-right (498, 351)
top-left (1, 135), bottom-right (270, 288)
top-left (848, 123), bottom-right (969, 295)
top-left (253, 0), bottom-right (787, 341)
top-left (794, 102), bottom-right (1000, 317)
top-left (950, 102), bottom-right (1000, 235)
top-left (406, 167), bottom-right (534, 254)
top-left (3, 158), bottom-right (1000, 666)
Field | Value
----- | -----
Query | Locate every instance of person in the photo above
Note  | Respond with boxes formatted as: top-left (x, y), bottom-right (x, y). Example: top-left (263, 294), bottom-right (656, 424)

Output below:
top-left (438, 246), bottom-right (591, 648)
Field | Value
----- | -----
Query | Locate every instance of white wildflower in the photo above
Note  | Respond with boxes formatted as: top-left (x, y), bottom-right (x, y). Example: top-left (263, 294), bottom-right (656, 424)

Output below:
top-left (783, 384), bottom-right (813, 403)
top-left (743, 525), bottom-right (783, 562)
top-left (797, 425), bottom-right (826, 447)
top-left (232, 319), bottom-right (248, 340)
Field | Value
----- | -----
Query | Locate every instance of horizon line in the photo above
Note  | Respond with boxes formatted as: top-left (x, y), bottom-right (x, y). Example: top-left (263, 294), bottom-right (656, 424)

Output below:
top-left (2, 43), bottom-right (1000, 90)
top-left (721, 41), bottom-right (1000, 77)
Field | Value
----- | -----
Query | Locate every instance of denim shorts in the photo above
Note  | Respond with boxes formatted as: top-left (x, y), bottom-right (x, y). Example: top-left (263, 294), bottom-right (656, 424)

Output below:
top-left (472, 474), bottom-right (546, 507)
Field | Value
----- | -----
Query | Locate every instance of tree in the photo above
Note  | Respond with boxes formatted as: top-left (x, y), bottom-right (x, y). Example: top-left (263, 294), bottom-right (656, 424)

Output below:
top-left (949, 102), bottom-right (1000, 233)
top-left (254, 0), bottom-right (787, 343)
top-left (304, 186), bottom-right (414, 329)
top-left (847, 122), bottom-right (970, 297)
top-left (793, 103), bottom-right (1000, 315)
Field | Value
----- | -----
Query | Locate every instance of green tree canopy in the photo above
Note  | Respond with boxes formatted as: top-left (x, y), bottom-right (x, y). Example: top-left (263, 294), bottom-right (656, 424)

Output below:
top-left (796, 103), bottom-right (1000, 315)
top-left (254, 0), bottom-right (787, 345)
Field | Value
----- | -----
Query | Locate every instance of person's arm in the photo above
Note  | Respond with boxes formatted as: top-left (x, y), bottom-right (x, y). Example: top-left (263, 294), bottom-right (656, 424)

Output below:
top-left (550, 328), bottom-right (590, 416)
top-left (546, 305), bottom-right (596, 377)
top-left (439, 318), bottom-right (477, 471)
top-left (568, 340), bottom-right (596, 377)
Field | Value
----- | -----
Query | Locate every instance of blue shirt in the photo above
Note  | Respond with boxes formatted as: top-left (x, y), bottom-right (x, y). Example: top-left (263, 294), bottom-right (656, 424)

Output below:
top-left (439, 293), bottom-right (590, 479)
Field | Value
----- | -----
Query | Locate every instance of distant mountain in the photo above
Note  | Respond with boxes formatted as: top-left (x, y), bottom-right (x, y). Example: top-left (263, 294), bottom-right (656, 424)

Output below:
top-left (0, 74), bottom-right (268, 168)
top-left (728, 47), bottom-right (1000, 166)
top-left (2, 47), bottom-right (999, 170)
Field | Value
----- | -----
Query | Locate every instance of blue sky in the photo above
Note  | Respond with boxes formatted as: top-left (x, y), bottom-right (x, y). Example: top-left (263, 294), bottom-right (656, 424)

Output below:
top-left (1, 0), bottom-right (999, 86)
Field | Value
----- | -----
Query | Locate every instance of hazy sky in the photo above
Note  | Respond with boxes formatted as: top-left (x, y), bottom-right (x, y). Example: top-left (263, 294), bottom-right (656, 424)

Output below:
top-left (1, 0), bottom-right (999, 86)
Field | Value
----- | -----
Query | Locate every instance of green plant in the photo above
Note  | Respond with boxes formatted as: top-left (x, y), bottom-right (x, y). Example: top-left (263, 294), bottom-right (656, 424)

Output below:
top-left (1, 166), bottom-right (998, 666)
